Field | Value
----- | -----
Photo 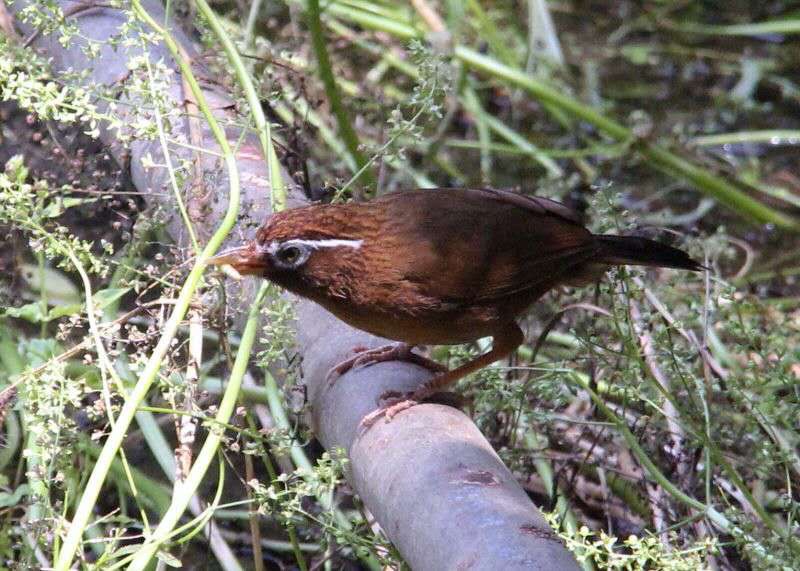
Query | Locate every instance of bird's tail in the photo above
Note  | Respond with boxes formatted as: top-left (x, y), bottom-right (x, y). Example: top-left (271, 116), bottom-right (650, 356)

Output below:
top-left (594, 235), bottom-right (704, 271)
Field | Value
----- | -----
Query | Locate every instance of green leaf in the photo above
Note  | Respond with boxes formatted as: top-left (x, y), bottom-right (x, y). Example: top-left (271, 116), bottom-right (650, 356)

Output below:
top-left (20, 263), bottom-right (81, 306)
top-left (112, 545), bottom-right (145, 558)
top-left (47, 287), bottom-right (131, 321)
top-left (4, 288), bottom-right (130, 322)
top-left (40, 196), bottom-right (98, 219)
top-left (92, 287), bottom-right (130, 310)
top-left (3, 303), bottom-right (46, 323)
top-left (620, 44), bottom-right (653, 66)
top-left (46, 287), bottom-right (131, 319)
top-left (0, 484), bottom-right (29, 508)
top-left (21, 338), bottom-right (61, 367)
top-left (46, 304), bottom-right (84, 320)
top-left (4, 155), bottom-right (28, 183)
top-left (13, 255), bottom-right (133, 322)
top-left (155, 550), bottom-right (183, 567)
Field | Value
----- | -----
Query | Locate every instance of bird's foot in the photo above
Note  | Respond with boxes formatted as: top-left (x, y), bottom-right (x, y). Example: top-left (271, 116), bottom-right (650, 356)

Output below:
top-left (359, 390), bottom-right (419, 430)
top-left (326, 343), bottom-right (445, 387)
top-left (358, 387), bottom-right (469, 432)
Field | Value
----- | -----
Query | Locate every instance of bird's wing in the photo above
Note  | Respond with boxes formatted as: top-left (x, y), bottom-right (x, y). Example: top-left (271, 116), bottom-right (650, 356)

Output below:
top-left (378, 188), bottom-right (598, 305)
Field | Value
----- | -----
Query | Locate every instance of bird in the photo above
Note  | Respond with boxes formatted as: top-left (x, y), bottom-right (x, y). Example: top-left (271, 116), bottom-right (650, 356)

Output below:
top-left (209, 187), bottom-right (702, 424)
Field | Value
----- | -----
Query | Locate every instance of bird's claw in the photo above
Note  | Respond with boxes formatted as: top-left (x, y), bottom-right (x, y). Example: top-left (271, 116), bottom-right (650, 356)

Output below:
top-left (326, 343), bottom-right (445, 387)
top-left (359, 391), bottom-right (419, 431)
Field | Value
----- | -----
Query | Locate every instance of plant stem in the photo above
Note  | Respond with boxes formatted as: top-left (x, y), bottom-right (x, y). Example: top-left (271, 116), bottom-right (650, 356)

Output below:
top-left (454, 45), bottom-right (800, 230)
top-left (572, 371), bottom-right (791, 556)
top-left (306, 0), bottom-right (376, 189)
top-left (127, 284), bottom-right (269, 570)
top-left (301, 1), bottom-right (799, 229)
top-left (53, 2), bottom-right (243, 567)
top-left (194, 0), bottom-right (287, 212)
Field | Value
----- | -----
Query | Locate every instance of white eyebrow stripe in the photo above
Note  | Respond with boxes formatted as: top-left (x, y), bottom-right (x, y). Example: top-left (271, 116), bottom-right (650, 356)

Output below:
top-left (267, 238), bottom-right (363, 253)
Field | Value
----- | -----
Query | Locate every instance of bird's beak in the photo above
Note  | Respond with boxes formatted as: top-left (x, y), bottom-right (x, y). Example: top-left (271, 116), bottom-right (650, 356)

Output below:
top-left (207, 243), bottom-right (265, 276)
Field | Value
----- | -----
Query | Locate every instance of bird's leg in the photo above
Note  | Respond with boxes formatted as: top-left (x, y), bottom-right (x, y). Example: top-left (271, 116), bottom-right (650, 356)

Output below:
top-left (326, 342), bottom-right (446, 387)
top-left (360, 323), bottom-right (525, 429)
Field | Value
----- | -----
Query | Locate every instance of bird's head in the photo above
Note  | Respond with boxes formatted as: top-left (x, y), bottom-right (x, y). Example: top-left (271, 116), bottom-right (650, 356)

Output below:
top-left (207, 209), bottom-right (365, 293)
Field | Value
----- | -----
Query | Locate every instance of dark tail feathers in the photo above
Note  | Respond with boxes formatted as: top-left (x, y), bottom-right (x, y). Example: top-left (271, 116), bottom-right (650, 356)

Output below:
top-left (595, 235), bottom-right (704, 271)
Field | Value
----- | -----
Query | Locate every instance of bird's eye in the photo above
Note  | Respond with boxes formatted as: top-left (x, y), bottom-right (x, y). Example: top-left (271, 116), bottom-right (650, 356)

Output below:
top-left (279, 246), bottom-right (300, 263)
top-left (273, 243), bottom-right (309, 269)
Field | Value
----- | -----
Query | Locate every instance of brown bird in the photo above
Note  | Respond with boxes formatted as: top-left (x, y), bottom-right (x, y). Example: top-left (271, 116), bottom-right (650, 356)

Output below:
top-left (210, 188), bottom-right (701, 422)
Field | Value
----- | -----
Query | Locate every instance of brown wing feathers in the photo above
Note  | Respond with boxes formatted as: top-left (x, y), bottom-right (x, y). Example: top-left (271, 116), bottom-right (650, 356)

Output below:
top-left (378, 188), bottom-right (597, 303)
top-left (381, 188), bottom-right (700, 304)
